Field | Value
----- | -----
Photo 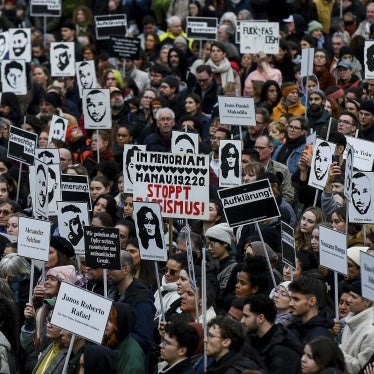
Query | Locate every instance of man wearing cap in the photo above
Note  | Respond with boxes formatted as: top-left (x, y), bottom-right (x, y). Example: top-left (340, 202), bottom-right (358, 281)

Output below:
top-left (306, 89), bottom-right (336, 138)
top-left (340, 280), bottom-right (374, 373)
top-left (337, 60), bottom-right (361, 92)
top-left (272, 82), bottom-right (306, 121)
top-left (358, 100), bottom-right (374, 141)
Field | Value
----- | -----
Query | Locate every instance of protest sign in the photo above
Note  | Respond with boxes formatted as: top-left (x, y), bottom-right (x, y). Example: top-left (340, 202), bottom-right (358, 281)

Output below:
top-left (47, 164), bottom-right (61, 216)
top-left (30, 0), bottom-right (61, 16)
top-left (110, 36), bottom-right (141, 60)
top-left (281, 221), bottom-right (296, 270)
top-left (365, 41), bottom-right (374, 80)
top-left (82, 89), bottom-right (111, 130)
top-left (18, 217), bottom-right (50, 261)
top-left (34, 159), bottom-right (49, 218)
top-left (361, 251), bottom-right (374, 302)
top-left (35, 148), bottom-right (60, 164)
top-left (1, 60), bottom-right (27, 95)
top-left (133, 201), bottom-right (167, 262)
top-left (123, 144), bottom-right (146, 193)
top-left (9, 28), bottom-right (31, 62)
top-left (344, 143), bottom-right (354, 201)
top-left (319, 225), bottom-right (347, 275)
top-left (61, 174), bottom-right (92, 210)
top-left (95, 14), bottom-right (127, 40)
top-left (48, 115), bottom-right (68, 143)
top-left (7, 126), bottom-right (37, 165)
top-left (301, 48), bottom-right (314, 77)
top-left (76, 60), bottom-right (97, 97)
top-left (171, 131), bottom-right (198, 155)
top-left (349, 171), bottom-right (374, 224)
top-left (345, 136), bottom-right (374, 171)
top-left (84, 226), bottom-right (121, 269)
top-left (308, 138), bottom-right (335, 190)
top-left (218, 96), bottom-right (255, 126)
top-left (219, 140), bottom-right (242, 187)
top-left (57, 202), bottom-right (89, 256)
top-left (50, 42), bottom-right (75, 77)
top-left (51, 282), bottom-right (112, 344)
top-left (239, 21), bottom-right (279, 54)
top-left (133, 151), bottom-right (209, 219)
top-left (0, 32), bottom-right (9, 60)
top-left (186, 17), bottom-right (217, 39)
top-left (218, 179), bottom-right (280, 227)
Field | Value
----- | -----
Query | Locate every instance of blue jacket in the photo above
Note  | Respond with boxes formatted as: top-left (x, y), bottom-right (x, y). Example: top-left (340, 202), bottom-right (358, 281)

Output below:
top-left (272, 142), bottom-right (305, 176)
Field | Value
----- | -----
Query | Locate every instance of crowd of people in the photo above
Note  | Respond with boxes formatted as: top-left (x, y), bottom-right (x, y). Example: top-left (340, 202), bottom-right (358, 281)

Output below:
top-left (0, 0), bottom-right (374, 373)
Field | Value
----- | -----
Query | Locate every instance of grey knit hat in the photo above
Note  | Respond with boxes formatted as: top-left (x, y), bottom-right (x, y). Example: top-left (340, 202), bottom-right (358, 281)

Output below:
top-left (205, 223), bottom-right (233, 245)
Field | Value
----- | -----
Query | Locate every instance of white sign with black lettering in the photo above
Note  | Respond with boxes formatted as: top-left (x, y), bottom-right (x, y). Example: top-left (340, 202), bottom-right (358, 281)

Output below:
top-left (186, 17), bottom-right (217, 39)
top-left (61, 174), bottom-right (92, 211)
top-left (319, 225), bottom-right (347, 275)
top-left (361, 251), bottom-right (374, 302)
top-left (218, 96), bottom-right (255, 126)
top-left (18, 217), bottom-right (50, 261)
top-left (51, 282), bottom-right (112, 344)
top-left (281, 221), bottom-right (296, 270)
top-left (345, 137), bottom-right (374, 171)
top-left (239, 21), bottom-right (279, 54)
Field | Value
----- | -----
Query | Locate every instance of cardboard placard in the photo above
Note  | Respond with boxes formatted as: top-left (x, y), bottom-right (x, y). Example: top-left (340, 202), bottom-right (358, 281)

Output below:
top-left (95, 14), bottom-right (127, 40)
top-left (82, 88), bottom-right (111, 130)
top-left (219, 139), bottom-right (242, 187)
top-left (60, 174), bottom-right (92, 211)
top-left (361, 251), bottom-right (374, 302)
top-left (35, 148), bottom-right (60, 164)
top-left (9, 29), bottom-right (31, 62)
top-left (34, 159), bottom-right (49, 218)
top-left (133, 201), bottom-right (167, 261)
top-left (47, 164), bottom-right (61, 216)
top-left (345, 136), bottom-right (374, 171)
top-left (0, 32), bottom-right (9, 60)
top-left (171, 131), bottom-right (198, 155)
top-left (110, 36), bottom-right (141, 60)
top-left (301, 48), bottom-right (314, 77)
top-left (281, 221), bottom-right (296, 270)
top-left (51, 282), bottom-right (112, 344)
top-left (133, 151), bottom-right (209, 219)
top-left (57, 202), bottom-right (89, 256)
top-left (76, 60), bottom-right (97, 97)
top-left (30, 0), bottom-right (61, 16)
top-left (1, 59), bottom-right (27, 95)
top-left (84, 226), bottom-right (121, 269)
top-left (50, 42), bottom-right (75, 77)
top-left (7, 126), bottom-right (37, 165)
top-left (344, 144), bottom-right (354, 201)
top-left (218, 179), bottom-right (280, 227)
top-left (218, 96), bottom-right (256, 126)
top-left (18, 217), bottom-right (50, 261)
top-left (319, 225), bottom-right (347, 275)
top-left (48, 115), bottom-right (68, 143)
top-left (186, 17), bottom-right (218, 39)
top-left (365, 40), bottom-right (374, 80)
top-left (123, 144), bottom-right (146, 194)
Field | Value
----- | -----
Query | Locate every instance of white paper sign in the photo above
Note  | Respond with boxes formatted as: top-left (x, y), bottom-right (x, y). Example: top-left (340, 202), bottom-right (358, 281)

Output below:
top-left (344, 144), bottom-right (354, 201)
top-left (50, 42), bottom-right (75, 77)
top-left (308, 138), bottom-right (335, 190)
top-left (345, 136), bottom-right (374, 171)
top-left (218, 96), bottom-right (255, 126)
top-left (57, 201), bottom-right (89, 256)
top-left (0, 32), bottom-right (9, 60)
top-left (76, 60), bottom-right (97, 97)
top-left (35, 148), bottom-right (60, 164)
top-left (319, 225), bottom-right (347, 275)
top-left (18, 217), bottom-right (50, 261)
top-left (219, 139), bottom-right (242, 187)
top-left (171, 131), bottom-right (198, 154)
top-left (349, 171), bottom-right (374, 223)
top-left (47, 164), bottom-right (61, 216)
top-left (123, 144), bottom-right (146, 193)
top-left (133, 201), bottom-right (167, 261)
top-left (34, 159), bottom-right (49, 218)
top-left (365, 40), bottom-right (374, 80)
top-left (51, 282), bottom-right (112, 344)
top-left (361, 251), bottom-right (374, 302)
top-left (82, 89), bottom-right (111, 129)
top-left (48, 115), bottom-right (68, 143)
top-left (9, 28), bottom-right (31, 62)
top-left (1, 60), bottom-right (27, 95)
top-left (301, 48), bottom-right (314, 77)
top-left (239, 21), bottom-right (279, 54)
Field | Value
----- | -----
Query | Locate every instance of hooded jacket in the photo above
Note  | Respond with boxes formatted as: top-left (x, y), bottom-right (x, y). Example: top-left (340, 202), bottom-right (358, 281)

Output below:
top-left (84, 345), bottom-right (118, 373)
top-left (272, 99), bottom-right (306, 121)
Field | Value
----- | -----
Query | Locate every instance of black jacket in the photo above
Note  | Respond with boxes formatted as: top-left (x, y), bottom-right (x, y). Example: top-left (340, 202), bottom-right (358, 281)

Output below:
top-left (158, 358), bottom-right (195, 374)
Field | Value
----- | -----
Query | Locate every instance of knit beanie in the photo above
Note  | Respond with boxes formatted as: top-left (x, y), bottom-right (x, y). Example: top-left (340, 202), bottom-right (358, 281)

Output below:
top-left (205, 223), bottom-right (233, 245)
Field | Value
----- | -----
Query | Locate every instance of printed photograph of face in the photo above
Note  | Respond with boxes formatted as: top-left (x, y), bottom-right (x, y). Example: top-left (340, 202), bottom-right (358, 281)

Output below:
top-left (61, 204), bottom-right (86, 246)
top-left (86, 90), bottom-right (107, 122)
top-left (351, 172), bottom-right (372, 215)
top-left (36, 164), bottom-right (47, 208)
top-left (53, 44), bottom-right (71, 71)
top-left (221, 143), bottom-right (240, 179)
top-left (174, 133), bottom-right (196, 154)
top-left (314, 141), bottom-right (332, 181)
top-left (136, 205), bottom-right (163, 250)
top-left (78, 61), bottom-right (94, 89)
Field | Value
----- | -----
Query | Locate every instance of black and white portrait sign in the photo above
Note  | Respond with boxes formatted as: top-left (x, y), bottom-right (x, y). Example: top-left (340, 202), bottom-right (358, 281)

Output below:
top-left (171, 131), bottom-right (198, 155)
top-left (57, 202), bottom-right (89, 255)
top-left (308, 138), bottom-right (335, 190)
top-left (219, 139), bottom-right (242, 187)
top-left (365, 41), bottom-right (374, 80)
top-left (344, 144), bottom-right (354, 201)
top-left (281, 221), bottom-right (296, 270)
top-left (0, 32), bottom-right (9, 60)
top-left (48, 115), bottom-right (68, 143)
top-left (349, 171), bottom-right (374, 223)
top-left (7, 126), bottom-right (37, 165)
top-left (133, 201), bottom-right (167, 261)
top-left (35, 148), bottom-right (60, 164)
top-left (123, 144), bottom-right (146, 193)
top-left (34, 159), bottom-right (49, 218)
top-left (1, 60), bottom-right (27, 95)
top-left (47, 164), bottom-right (61, 216)
top-left (9, 28), bottom-right (31, 62)
top-left (61, 174), bottom-right (92, 211)
top-left (82, 89), bottom-right (111, 129)
top-left (76, 60), bottom-right (97, 97)
top-left (50, 42), bottom-right (75, 77)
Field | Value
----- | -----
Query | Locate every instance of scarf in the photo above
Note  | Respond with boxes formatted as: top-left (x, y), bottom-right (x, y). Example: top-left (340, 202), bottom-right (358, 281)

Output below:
top-left (206, 57), bottom-right (235, 87)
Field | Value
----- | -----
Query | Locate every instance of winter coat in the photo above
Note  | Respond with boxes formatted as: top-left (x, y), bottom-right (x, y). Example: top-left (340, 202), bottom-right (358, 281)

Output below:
top-left (272, 99), bottom-right (306, 121)
top-left (158, 357), bottom-right (195, 374)
top-left (154, 276), bottom-right (180, 319)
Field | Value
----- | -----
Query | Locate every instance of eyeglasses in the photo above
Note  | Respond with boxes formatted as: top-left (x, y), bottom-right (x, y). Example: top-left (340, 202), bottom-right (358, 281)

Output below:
top-left (314, 54), bottom-right (326, 59)
top-left (287, 125), bottom-right (302, 131)
top-left (207, 332), bottom-right (224, 339)
top-left (162, 267), bottom-right (179, 276)
top-left (160, 338), bottom-right (179, 347)
top-left (254, 146), bottom-right (268, 150)
top-left (0, 209), bottom-right (10, 215)
top-left (275, 287), bottom-right (290, 297)
top-left (144, 218), bottom-right (156, 224)
top-left (338, 119), bottom-right (352, 125)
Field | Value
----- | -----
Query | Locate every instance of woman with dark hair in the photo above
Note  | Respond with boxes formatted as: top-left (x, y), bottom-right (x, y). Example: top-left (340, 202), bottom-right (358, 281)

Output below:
top-left (112, 125), bottom-right (134, 165)
top-left (271, 39), bottom-right (296, 83)
top-left (313, 48), bottom-right (336, 91)
top-left (72, 5), bottom-right (95, 46)
top-left (91, 212), bottom-right (114, 227)
top-left (92, 193), bottom-right (119, 224)
top-left (0, 92), bottom-right (21, 126)
top-left (137, 206), bottom-right (163, 250)
top-left (143, 33), bottom-right (161, 64)
top-left (283, 249), bottom-right (319, 281)
top-left (220, 143), bottom-right (240, 184)
top-left (257, 80), bottom-right (281, 115)
top-left (184, 92), bottom-right (210, 139)
top-left (32, 66), bottom-right (52, 92)
top-left (90, 175), bottom-right (111, 203)
top-left (115, 220), bottom-right (135, 250)
top-left (301, 336), bottom-right (346, 373)
top-left (190, 198), bottom-right (223, 236)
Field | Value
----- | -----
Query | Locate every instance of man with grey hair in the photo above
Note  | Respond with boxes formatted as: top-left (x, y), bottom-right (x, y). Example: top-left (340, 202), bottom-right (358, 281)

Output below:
top-left (159, 15), bottom-right (192, 49)
top-left (330, 32), bottom-right (348, 71)
top-left (144, 107), bottom-right (176, 152)
top-left (107, 250), bottom-right (155, 358)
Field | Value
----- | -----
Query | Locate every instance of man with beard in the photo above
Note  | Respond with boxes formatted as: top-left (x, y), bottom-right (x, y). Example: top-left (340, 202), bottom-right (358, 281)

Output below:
top-left (61, 204), bottom-right (86, 246)
top-left (86, 89), bottom-right (107, 123)
top-left (243, 107), bottom-right (269, 150)
top-left (12, 29), bottom-right (28, 58)
top-left (306, 89), bottom-right (335, 138)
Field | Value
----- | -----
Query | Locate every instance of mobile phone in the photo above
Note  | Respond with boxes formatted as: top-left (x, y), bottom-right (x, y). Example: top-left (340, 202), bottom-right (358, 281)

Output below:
top-left (332, 155), bottom-right (339, 164)
top-left (304, 144), bottom-right (313, 155)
